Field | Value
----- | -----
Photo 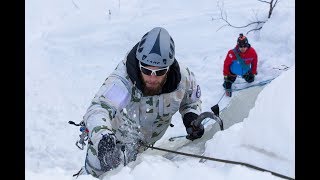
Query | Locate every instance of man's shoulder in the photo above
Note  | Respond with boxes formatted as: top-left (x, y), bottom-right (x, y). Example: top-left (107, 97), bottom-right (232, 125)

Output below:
top-left (228, 48), bottom-right (237, 54)
top-left (103, 61), bottom-right (132, 90)
top-left (178, 63), bottom-right (190, 75)
top-left (178, 64), bottom-right (197, 83)
top-left (226, 49), bottom-right (236, 59)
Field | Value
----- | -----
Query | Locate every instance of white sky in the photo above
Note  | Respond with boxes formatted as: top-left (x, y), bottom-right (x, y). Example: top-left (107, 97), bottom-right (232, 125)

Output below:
top-left (25, 0), bottom-right (295, 179)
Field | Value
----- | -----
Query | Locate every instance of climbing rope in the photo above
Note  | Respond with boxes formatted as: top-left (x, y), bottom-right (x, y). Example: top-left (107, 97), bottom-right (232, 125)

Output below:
top-left (231, 77), bottom-right (275, 92)
top-left (142, 144), bottom-right (294, 180)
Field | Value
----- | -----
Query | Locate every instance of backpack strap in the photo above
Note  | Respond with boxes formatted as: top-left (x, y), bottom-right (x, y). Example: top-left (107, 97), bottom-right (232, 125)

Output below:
top-left (232, 48), bottom-right (250, 73)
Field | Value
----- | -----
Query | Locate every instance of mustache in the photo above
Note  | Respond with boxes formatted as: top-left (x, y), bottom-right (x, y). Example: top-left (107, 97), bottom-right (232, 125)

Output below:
top-left (142, 80), bottom-right (166, 96)
top-left (145, 81), bottom-right (161, 85)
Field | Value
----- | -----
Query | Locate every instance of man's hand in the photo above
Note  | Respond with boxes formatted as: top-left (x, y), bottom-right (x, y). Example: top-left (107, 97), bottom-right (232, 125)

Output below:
top-left (186, 122), bottom-right (204, 141)
top-left (183, 112), bottom-right (205, 141)
top-left (243, 71), bottom-right (255, 83)
top-left (97, 134), bottom-right (121, 171)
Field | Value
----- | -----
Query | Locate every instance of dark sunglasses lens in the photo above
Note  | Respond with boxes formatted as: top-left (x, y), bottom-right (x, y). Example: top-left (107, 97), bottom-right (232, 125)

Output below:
top-left (140, 66), bottom-right (152, 75)
top-left (155, 69), bottom-right (168, 76)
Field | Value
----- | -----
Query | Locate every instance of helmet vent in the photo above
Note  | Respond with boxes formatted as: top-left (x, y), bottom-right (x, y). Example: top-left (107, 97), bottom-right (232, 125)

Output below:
top-left (149, 31), bottom-right (162, 56)
top-left (141, 32), bottom-right (148, 39)
top-left (170, 44), bottom-right (174, 52)
top-left (138, 47), bottom-right (143, 53)
top-left (170, 37), bottom-right (174, 45)
top-left (169, 52), bottom-right (173, 59)
top-left (163, 59), bottom-right (167, 65)
top-left (142, 55), bottom-right (147, 60)
top-left (139, 39), bottom-right (146, 47)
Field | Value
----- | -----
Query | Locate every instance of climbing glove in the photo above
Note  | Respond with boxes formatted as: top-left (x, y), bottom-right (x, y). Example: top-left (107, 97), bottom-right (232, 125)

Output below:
top-left (243, 71), bottom-right (255, 83)
top-left (183, 112), bottom-right (204, 141)
top-left (97, 134), bottom-right (121, 171)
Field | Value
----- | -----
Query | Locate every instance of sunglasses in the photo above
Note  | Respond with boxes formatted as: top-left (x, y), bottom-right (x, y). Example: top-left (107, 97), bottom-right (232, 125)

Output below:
top-left (239, 44), bottom-right (247, 48)
top-left (139, 62), bottom-right (169, 76)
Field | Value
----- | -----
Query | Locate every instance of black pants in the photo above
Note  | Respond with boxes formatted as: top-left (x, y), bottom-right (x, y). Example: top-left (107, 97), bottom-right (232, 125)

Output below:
top-left (224, 71), bottom-right (254, 89)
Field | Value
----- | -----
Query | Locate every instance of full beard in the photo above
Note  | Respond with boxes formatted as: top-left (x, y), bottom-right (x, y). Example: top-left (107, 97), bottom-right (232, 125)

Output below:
top-left (142, 76), bottom-right (167, 96)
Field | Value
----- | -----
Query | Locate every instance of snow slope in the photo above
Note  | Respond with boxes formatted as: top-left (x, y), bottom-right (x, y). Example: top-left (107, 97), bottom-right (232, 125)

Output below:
top-left (26, 0), bottom-right (295, 179)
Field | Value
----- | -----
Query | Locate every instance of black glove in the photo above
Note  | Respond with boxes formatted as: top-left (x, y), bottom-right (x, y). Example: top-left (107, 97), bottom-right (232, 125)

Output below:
top-left (223, 74), bottom-right (236, 89)
top-left (183, 112), bottom-right (204, 141)
top-left (243, 71), bottom-right (255, 83)
top-left (97, 134), bottom-right (121, 171)
top-left (186, 124), bottom-right (204, 141)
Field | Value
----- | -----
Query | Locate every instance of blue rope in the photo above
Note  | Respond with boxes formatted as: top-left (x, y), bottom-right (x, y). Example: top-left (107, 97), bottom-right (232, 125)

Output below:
top-left (231, 78), bottom-right (274, 92)
top-left (233, 81), bottom-right (249, 84)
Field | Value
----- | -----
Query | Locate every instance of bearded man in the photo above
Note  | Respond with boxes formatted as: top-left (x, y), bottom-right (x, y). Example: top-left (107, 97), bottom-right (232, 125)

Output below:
top-left (78, 27), bottom-right (203, 178)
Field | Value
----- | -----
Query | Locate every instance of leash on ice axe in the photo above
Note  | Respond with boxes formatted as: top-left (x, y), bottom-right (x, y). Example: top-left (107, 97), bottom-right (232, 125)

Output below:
top-left (169, 104), bottom-right (224, 141)
top-left (68, 120), bottom-right (90, 150)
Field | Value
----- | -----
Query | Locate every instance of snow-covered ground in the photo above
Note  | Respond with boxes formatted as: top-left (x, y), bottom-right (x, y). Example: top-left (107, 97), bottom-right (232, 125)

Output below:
top-left (26, 0), bottom-right (295, 179)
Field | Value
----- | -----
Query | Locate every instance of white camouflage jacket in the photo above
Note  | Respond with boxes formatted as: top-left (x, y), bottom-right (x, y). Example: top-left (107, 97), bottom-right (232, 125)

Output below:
top-left (83, 44), bottom-right (202, 154)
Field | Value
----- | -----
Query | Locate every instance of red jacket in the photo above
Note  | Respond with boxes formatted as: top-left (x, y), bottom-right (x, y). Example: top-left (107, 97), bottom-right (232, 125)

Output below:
top-left (223, 45), bottom-right (258, 76)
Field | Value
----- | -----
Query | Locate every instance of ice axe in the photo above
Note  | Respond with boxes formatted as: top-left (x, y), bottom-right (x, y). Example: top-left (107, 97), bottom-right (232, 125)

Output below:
top-left (168, 104), bottom-right (224, 141)
top-left (211, 104), bottom-right (220, 117)
top-left (192, 104), bottom-right (224, 131)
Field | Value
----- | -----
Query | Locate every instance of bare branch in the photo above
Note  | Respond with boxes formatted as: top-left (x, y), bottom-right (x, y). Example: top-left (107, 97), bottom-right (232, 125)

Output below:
top-left (216, 24), bottom-right (229, 32)
top-left (72, 0), bottom-right (79, 9)
top-left (258, 0), bottom-right (280, 18)
top-left (212, 0), bottom-right (280, 34)
top-left (269, 0), bottom-right (280, 18)
top-left (257, 0), bottom-right (270, 4)
top-left (247, 27), bottom-right (262, 35)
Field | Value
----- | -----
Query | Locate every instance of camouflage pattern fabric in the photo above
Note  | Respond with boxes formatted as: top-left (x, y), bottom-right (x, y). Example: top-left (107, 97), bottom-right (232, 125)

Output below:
top-left (83, 58), bottom-right (202, 177)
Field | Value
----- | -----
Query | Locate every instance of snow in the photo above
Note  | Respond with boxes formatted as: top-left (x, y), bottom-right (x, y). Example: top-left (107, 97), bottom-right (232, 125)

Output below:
top-left (26, 0), bottom-right (295, 179)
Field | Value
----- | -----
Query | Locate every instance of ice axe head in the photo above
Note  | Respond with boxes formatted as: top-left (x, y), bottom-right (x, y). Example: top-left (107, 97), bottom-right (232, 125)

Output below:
top-left (211, 104), bottom-right (219, 116)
